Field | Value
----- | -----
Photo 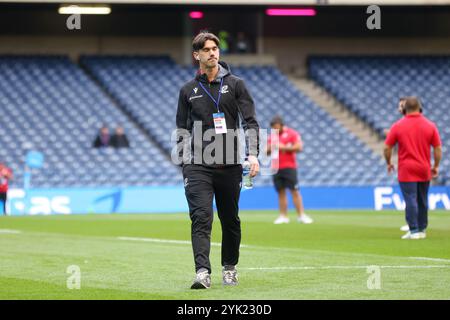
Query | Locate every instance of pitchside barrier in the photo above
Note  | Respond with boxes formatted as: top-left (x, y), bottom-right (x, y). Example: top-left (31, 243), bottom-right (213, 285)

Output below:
top-left (4, 186), bottom-right (450, 215)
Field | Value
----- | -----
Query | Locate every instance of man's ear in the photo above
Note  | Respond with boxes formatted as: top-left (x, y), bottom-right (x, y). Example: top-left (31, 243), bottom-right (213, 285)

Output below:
top-left (193, 52), bottom-right (200, 61)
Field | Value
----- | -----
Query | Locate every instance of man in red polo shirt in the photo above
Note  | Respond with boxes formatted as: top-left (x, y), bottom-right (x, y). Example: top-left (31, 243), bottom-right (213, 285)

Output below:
top-left (267, 116), bottom-right (313, 224)
top-left (0, 164), bottom-right (13, 215)
top-left (384, 97), bottom-right (442, 239)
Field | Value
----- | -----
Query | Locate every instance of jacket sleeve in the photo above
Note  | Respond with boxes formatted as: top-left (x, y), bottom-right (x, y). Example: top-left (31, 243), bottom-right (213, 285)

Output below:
top-left (235, 79), bottom-right (260, 157)
top-left (176, 88), bottom-right (190, 130)
top-left (175, 88), bottom-right (191, 165)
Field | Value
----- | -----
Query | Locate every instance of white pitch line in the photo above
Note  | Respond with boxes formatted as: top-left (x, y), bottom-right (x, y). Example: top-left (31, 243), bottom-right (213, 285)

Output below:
top-left (0, 229), bottom-right (22, 234)
top-left (117, 236), bottom-right (230, 247)
top-left (241, 265), bottom-right (450, 271)
top-left (409, 257), bottom-right (450, 263)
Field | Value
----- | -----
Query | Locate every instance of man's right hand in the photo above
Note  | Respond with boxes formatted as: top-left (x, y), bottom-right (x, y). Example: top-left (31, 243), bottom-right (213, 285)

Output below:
top-left (387, 164), bottom-right (395, 174)
top-left (431, 166), bottom-right (439, 178)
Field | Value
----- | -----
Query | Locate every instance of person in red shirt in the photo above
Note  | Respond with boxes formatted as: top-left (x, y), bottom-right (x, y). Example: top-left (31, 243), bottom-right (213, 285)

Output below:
top-left (384, 97), bottom-right (442, 239)
top-left (0, 164), bottom-right (13, 215)
top-left (267, 116), bottom-right (313, 224)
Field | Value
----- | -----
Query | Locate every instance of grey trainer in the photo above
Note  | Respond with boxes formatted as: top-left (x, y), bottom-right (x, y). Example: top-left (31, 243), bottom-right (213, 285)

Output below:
top-left (222, 266), bottom-right (238, 286)
top-left (191, 270), bottom-right (211, 289)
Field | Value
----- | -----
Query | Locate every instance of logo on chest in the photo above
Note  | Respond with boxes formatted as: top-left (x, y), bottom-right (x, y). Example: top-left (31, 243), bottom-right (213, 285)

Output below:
top-left (221, 85), bottom-right (229, 94)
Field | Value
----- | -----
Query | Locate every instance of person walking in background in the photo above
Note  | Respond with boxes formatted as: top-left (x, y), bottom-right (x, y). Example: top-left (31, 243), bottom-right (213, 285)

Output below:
top-left (0, 164), bottom-right (13, 215)
top-left (176, 32), bottom-right (260, 289)
top-left (111, 125), bottom-right (130, 148)
top-left (266, 116), bottom-right (313, 225)
top-left (92, 125), bottom-right (111, 148)
top-left (384, 97), bottom-right (442, 239)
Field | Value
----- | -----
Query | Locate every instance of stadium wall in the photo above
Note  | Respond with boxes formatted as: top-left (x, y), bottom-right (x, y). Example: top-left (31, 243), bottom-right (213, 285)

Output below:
top-left (4, 186), bottom-right (450, 215)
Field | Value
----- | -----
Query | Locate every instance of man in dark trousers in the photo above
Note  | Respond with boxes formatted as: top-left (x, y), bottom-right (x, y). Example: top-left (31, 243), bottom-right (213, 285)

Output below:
top-left (176, 32), bottom-right (260, 289)
top-left (384, 97), bottom-right (442, 239)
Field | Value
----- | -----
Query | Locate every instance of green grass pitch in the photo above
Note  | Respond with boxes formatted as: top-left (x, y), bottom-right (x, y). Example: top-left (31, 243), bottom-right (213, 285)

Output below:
top-left (1, 210), bottom-right (449, 300)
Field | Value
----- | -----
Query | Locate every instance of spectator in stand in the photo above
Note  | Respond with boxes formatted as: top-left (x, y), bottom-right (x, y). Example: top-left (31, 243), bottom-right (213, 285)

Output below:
top-left (0, 164), bottom-right (13, 215)
top-left (235, 32), bottom-right (250, 54)
top-left (111, 125), bottom-right (130, 149)
top-left (93, 125), bottom-right (111, 148)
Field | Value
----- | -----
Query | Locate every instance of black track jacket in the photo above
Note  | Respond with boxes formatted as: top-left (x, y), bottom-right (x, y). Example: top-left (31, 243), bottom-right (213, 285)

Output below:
top-left (176, 61), bottom-right (260, 167)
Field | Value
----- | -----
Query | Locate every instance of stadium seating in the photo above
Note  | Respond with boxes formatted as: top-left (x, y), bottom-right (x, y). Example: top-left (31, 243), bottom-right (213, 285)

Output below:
top-left (1, 54), bottom-right (409, 188)
top-left (309, 56), bottom-right (449, 185)
top-left (0, 55), bottom-right (182, 188)
top-left (82, 56), bottom-right (397, 187)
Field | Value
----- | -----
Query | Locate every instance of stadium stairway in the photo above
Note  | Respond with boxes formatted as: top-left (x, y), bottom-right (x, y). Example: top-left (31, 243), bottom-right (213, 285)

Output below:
top-left (288, 77), bottom-right (394, 160)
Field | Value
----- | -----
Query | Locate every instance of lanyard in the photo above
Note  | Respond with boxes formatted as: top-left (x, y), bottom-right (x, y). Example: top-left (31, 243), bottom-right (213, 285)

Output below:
top-left (198, 77), bottom-right (224, 113)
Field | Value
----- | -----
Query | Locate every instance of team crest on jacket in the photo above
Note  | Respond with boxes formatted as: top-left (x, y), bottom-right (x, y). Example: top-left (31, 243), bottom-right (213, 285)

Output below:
top-left (221, 85), bottom-right (229, 94)
top-left (193, 87), bottom-right (198, 94)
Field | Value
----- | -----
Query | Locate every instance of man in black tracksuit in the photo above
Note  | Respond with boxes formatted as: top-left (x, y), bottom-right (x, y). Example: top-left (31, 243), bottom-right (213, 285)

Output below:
top-left (175, 32), bottom-right (260, 289)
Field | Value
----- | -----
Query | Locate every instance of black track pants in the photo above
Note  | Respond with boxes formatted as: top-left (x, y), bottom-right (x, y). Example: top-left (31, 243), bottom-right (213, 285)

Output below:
top-left (182, 164), bottom-right (242, 274)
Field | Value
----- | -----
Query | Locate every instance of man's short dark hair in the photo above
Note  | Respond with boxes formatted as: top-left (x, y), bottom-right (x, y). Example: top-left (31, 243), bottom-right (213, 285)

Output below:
top-left (192, 32), bottom-right (220, 52)
top-left (270, 116), bottom-right (284, 127)
top-left (404, 96), bottom-right (422, 113)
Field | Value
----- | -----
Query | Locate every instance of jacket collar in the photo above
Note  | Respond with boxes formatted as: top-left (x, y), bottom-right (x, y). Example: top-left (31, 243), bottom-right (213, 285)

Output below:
top-left (196, 61), bottom-right (231, 84)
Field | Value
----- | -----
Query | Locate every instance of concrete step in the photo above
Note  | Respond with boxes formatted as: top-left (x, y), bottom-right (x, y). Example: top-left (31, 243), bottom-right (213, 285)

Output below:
top-left (289, 77), bottom-right (386, 158)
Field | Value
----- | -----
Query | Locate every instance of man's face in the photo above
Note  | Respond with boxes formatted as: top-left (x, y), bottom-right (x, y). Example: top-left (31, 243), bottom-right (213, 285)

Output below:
top-left (194, 40), bottom-right (219, 69)
top-left (271, 123), bottom-right (283, 132)
top-left (101, 128), bottom-right (109, 136)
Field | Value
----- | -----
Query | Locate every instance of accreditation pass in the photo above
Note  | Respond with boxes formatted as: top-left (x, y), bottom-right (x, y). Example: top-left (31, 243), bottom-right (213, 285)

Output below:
top-left (213, 112), bottom-right (227, 134)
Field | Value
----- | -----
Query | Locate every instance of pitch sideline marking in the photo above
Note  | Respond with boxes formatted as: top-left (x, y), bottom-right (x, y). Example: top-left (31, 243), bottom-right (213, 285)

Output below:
top-left (241, 265), bottom-right (450, 271)
top-left (117, 236), bottom-right (236, 247)
top-left (409, 257), bottom-right (450, 263)
top-left (0, 229), bottom-right (22, 234)
top-left (117, 237), bottom-right (450, 262)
